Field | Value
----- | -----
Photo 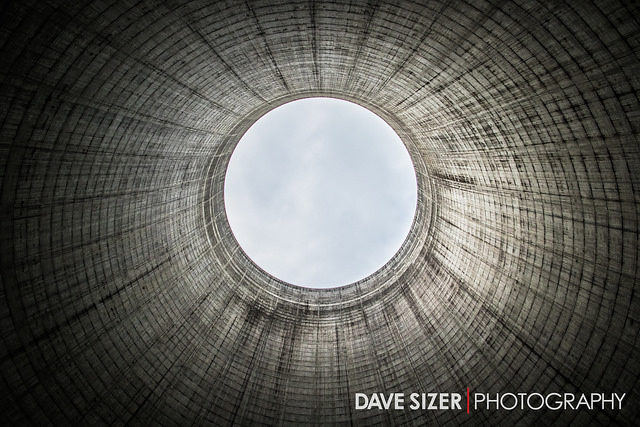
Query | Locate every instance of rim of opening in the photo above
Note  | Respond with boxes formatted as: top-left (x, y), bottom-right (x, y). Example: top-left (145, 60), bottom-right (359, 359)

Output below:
top-left (202, 92), bottom-right (436, 306)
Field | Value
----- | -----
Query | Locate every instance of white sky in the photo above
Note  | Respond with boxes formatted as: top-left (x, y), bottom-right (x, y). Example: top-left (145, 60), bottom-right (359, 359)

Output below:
top-left (224, 97), bottom-right (417, 289)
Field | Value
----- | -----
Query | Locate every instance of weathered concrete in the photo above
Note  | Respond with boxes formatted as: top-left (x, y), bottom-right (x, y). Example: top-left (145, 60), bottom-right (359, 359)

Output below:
top-left (0, 0), bottom-right (638, 425)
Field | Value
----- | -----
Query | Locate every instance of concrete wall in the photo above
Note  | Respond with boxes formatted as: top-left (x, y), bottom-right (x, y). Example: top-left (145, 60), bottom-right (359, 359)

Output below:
top-left (0, 0), bottom-right (638, 425)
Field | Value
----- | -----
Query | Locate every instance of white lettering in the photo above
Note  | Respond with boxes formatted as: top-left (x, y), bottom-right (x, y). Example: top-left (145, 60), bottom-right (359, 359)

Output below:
top-left (369, 394), bottom-right (382, 410)
top-left (545, 393), bottom-right (562, 410)
top-left (614, 393), bottom-right (625, 409)
top-left (394, 394), bottom-right (404, 410)
top-left (486, 393), bottom-right (499, 410)
top-left (500, 393), bottom-right (517, 410)
top-left (355, 393), bottom-right (368, 410)
top-left (527, 393), bottom-right (544, 410)
top-left (409, 393), bottom-right (420, 410)
top-left (439, 393), bottom-right (449, 410)
top-left (564, 393), bottom-right (575, 409)
top-left (474, 393), bottom-right (485, 410)
top-left (450, 393), bottom-right (462, 410)
top-left (427, 393), bottom-right (438, 410)
top-left (575, 393), bottom-right (590, 410)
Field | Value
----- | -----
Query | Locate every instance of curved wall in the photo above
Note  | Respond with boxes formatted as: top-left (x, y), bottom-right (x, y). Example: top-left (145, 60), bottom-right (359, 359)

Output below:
top-left (0, 1), bottom-right (639, 425)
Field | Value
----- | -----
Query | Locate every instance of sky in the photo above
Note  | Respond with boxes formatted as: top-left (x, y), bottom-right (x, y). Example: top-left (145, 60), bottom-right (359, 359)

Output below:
top-left (224, 97), bottom-right (417, 289)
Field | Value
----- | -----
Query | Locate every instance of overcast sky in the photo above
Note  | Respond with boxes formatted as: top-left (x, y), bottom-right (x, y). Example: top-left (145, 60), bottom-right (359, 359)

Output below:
top-left (224, 97), bottom-right (417, 289)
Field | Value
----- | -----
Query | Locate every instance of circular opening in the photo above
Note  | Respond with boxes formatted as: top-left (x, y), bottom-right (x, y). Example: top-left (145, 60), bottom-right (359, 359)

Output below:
top-left (224, 97), bottom-right (417, 289)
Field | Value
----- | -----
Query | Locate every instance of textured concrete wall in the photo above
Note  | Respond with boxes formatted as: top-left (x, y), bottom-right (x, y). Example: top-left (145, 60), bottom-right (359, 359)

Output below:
top-left (0, 0), bottom-right (639, 425)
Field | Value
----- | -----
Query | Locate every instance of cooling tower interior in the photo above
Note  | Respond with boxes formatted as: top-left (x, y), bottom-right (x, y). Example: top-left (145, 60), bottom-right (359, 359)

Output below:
top-left (1, 0), bottom-right (639, 425)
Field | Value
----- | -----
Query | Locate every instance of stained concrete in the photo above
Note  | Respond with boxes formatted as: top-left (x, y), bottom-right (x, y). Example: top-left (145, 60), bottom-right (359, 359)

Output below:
top-left (0, 0), bottom-right (639, 425)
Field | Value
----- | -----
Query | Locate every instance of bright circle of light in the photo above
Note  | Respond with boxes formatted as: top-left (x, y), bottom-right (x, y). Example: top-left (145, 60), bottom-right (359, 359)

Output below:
top-left (224, 97), bottom-right (417, 289)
